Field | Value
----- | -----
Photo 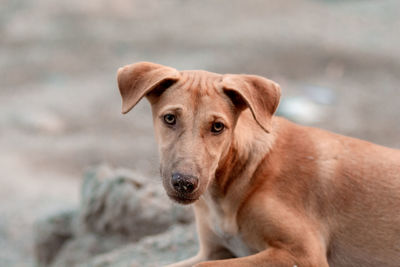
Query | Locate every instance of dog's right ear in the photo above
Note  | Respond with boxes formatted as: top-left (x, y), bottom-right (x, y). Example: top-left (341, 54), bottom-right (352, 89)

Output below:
top-left (117, 62), bottom-right (180, 114)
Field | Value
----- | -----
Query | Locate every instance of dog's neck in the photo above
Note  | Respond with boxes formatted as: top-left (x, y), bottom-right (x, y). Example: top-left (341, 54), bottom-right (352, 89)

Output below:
top-left (211, 110), bottom-right (277, 201)
top-left (196, 111), bottom-right (278, 235)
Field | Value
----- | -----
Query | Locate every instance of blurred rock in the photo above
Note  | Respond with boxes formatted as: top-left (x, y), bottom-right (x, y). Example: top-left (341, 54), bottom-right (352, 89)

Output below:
top-left (79, 165), bottom-right (193, 238)
top-left (83, 224), bottom-right (198, 267)
top-left (33, 210), bottom-right (76, 266)
top-left (51, 234), bottom-right (128, 267)
top-left (34, 165), bottom-right (194, 267)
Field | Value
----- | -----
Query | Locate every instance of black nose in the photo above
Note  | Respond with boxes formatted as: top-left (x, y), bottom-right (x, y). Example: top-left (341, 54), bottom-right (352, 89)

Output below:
top-left (171, 173), bottom-right (199, 194)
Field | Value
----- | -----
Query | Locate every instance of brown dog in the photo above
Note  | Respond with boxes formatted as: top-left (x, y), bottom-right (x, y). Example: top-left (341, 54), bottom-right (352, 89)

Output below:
top-left (117, 62), bottom-right (400, 267)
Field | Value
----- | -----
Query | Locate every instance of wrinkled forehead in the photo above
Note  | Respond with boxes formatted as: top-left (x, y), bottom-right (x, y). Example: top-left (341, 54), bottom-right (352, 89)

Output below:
top-left (153, 70), bottom-right (234, 115)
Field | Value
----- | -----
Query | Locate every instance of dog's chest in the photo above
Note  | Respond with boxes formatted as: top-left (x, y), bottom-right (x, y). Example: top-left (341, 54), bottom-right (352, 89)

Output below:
top-left (215, 228), bottom-right (253, 257)
top-left (207, 202), bottom-right (256, 257)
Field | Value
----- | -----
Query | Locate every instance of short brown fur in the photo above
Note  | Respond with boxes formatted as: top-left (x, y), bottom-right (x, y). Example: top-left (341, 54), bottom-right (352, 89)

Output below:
top-left (117, 62), bottom-right (400, 267)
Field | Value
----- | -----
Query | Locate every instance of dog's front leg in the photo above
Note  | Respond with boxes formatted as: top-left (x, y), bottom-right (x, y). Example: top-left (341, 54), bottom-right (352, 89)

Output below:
top-left (164, 252), bottom-right (207, 267)
top-left (165, 247), bottom-right (234, 267)
top-left (165, 203), bottom-right (234, 267)
top-left (165, 244), bottom-right (235, 267)
top-left (193, 246), bottom-right (328, 267)
top-left (192, 249), bottom-right (295, 267)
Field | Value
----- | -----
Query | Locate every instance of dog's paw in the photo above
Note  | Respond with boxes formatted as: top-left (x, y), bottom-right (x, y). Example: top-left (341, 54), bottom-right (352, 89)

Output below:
top-left (194, 263), bottom-right (217, 267)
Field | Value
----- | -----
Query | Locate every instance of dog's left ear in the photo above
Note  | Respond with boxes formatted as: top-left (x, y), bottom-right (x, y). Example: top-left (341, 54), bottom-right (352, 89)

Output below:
top-left (117, 62), bottom-right (180, 114)
top-left (221, 74), bottom-right (281, 133)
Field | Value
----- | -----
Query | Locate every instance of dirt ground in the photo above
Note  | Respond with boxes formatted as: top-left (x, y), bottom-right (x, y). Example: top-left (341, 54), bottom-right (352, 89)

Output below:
top-left (0, 0), bottom-right (399, 266)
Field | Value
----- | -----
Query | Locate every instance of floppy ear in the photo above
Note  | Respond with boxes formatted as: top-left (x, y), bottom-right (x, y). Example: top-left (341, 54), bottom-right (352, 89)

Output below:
top-left (117, 62), bottom-right (180, 114)
top-left (221, 74), bottom-right (281, 133)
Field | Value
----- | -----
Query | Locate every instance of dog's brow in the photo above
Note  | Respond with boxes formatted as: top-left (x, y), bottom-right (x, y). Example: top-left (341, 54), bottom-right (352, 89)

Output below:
top-left (159, 105), bottom-right (184, 115)
top-left (209, 112), bottom-right (230, 126)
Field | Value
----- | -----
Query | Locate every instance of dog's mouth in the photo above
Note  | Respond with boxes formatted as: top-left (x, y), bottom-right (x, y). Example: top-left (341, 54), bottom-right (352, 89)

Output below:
top-left (167, 193), bottom-right (198, 205)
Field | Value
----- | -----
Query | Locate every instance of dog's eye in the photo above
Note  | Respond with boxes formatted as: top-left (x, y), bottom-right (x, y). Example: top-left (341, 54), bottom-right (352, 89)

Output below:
top-left (163, 114), bottom-right (176, 125)
top-left (211, 122), bottom-right (224, 133)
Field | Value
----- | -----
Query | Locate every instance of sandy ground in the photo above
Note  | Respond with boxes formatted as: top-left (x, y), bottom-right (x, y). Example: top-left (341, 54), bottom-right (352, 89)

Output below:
top-left (0, 0), bottom-right (399, 265)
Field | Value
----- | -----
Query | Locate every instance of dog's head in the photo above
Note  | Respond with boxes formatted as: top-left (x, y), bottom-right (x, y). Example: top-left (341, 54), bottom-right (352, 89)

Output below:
top-left (117, 62), bottom-right (280, 204)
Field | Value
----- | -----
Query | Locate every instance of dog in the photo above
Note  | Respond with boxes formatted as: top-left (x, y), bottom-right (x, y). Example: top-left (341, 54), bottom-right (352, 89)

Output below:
top-left (117, 62), bottom-right (400, 267)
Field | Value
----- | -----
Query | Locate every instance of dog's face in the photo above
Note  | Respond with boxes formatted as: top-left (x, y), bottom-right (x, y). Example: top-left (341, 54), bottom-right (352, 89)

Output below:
top-left (117, 62), bottom-right (280, 204)
top-left (149, 72), bottom-right (239, 204)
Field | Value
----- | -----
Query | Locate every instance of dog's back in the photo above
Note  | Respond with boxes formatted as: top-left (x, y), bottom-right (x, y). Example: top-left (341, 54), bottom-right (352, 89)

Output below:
top-left (273, 117), bottom-right (400, 266)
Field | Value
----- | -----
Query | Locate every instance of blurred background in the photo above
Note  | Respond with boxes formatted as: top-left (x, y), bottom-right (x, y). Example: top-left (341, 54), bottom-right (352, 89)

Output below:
top-left (1, 0), bottom-right (399, 266)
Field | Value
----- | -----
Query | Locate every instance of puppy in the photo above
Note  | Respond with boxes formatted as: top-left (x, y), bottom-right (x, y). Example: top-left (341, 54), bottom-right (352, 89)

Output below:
top-left (117, 62), bottom-right (400, 267)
